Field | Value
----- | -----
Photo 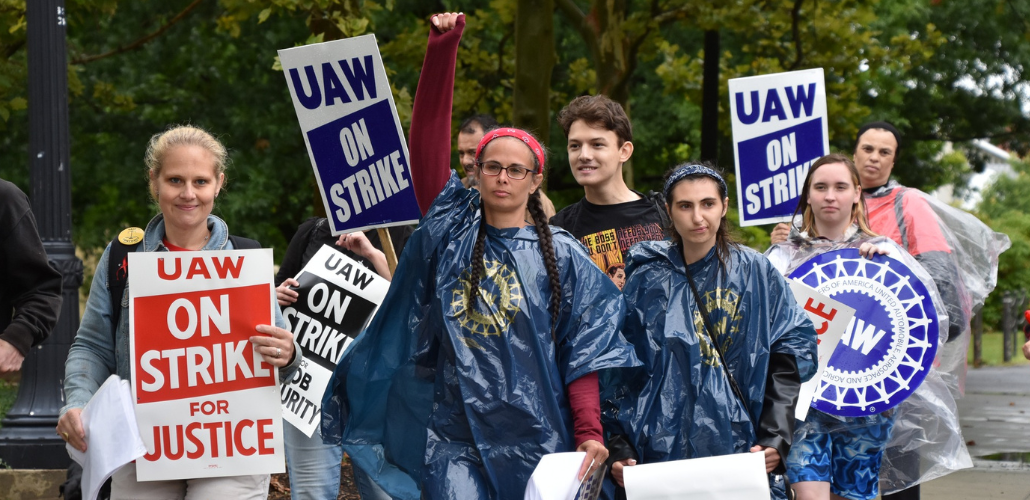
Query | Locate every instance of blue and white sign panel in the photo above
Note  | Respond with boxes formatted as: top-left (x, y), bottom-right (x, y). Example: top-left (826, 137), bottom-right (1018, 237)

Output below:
top-left (789, 249), bottom-right (939, 417)
top-left (728, 69), bottom-right (829, 226)
top-left (279, 35), bottom-right (421, 234)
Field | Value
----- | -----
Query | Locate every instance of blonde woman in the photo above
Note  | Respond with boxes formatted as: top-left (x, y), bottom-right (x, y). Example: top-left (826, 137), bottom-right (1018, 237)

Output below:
top-left (58, 125), bottom-right (300, 499)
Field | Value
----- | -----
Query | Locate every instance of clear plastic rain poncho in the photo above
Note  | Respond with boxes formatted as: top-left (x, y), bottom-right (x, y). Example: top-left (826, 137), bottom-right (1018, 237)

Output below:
top-left (602, 241), bottom-right (818, 500)
top-left (766, 228), bottom-right (973, 494)
top-left (321, 173), bottom-right (639, 500)
top-left (864, 181), bottom-right (1010, 396)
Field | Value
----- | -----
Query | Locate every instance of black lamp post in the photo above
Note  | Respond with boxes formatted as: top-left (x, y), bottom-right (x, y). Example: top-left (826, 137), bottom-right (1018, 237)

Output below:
top-left (0, 0), bottom-right (81, 469)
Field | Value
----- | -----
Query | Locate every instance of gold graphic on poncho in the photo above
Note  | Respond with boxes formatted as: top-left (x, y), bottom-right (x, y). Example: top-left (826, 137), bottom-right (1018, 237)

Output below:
top-left (691, 288), bottom-right (743, 367)
top-left (451, 260), bottom-right (523, 337)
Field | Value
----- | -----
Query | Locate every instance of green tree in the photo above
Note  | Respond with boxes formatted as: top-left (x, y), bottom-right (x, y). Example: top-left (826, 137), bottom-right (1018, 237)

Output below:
top-left (865, 0), bottom-right (1030, 189)
top-left (976, 159), bottom-right (1030, 328)
top-left (0, 0), bottom-right (318, 260)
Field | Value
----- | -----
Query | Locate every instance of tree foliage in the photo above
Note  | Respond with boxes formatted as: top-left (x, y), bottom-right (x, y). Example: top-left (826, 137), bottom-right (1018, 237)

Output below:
top-left (867, 0), bottom-right (1030, 184)
top-left (976, 159), bottom-right (1030, 327)
top-left (0, 0), bottom-right (1026, 316)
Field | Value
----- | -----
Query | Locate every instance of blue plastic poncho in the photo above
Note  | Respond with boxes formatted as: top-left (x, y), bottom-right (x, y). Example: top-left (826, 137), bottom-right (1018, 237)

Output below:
top-left (603, 241), bottom-right (817, 499)
top-left (322, 172), bottom-right (639, 500)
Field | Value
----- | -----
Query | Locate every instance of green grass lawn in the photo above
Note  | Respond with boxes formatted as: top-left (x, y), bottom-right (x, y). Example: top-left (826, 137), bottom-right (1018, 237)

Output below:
top-left (970, 332), bottom-right (1028, 367)
top-left (0, 379), bottom-right (18, 428)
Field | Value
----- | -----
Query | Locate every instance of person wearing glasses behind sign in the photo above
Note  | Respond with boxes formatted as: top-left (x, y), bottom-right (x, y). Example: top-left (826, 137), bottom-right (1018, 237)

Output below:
top-left (57, 125), bottom-right (301, 499)
top-left (602, 163), bottom-right (817, 500)
top-left (320, 12), bottom-right (638, 500)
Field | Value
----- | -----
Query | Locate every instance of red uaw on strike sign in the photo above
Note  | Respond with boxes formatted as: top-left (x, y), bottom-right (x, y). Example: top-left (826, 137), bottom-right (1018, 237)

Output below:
top-left (128, 249), bottom-right (283, 481)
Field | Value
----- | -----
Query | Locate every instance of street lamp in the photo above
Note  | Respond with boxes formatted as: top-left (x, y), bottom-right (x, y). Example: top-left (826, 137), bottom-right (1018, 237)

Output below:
top-left (0, 0), bottom-right (81, 469)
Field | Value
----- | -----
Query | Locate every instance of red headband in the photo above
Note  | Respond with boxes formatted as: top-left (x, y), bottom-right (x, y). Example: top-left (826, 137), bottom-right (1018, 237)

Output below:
top-left (474, 128), bottom-right (545, 174)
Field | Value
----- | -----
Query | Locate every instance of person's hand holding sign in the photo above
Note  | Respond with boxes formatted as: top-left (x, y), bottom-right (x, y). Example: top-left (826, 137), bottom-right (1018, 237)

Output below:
top-left (858, 242), bottom-right (889, 259)
top-left (276, 278), bottom-right (300, 307)
top-left (770, 223), bottom-right (791, 245)
top-left (749, 444), bottom-right (782, 473)
top-left (336, 231), bottom-right (392, 280)
top-left (252, 325), bottom-right (296, 368)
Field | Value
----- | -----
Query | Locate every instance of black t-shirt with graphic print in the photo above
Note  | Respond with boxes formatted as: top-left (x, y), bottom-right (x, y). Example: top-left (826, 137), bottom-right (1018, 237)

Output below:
top-left (549, 192), bottom-right (668, 288)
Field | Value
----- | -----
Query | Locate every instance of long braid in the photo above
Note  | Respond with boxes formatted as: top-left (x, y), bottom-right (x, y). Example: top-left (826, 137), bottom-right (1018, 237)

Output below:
top-left (527, 191), bottom-right (561, 342)
top-left (467, 211), bottom-right (489, 312)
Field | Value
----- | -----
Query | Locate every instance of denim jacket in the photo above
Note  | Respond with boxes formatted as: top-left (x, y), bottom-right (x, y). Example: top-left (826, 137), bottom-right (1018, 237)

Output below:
top-left (62, 213), bottom-right (301, 414)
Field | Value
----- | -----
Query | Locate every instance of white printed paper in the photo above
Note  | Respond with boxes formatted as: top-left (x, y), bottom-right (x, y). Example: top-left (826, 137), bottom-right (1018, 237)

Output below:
top-left (66, 375), bottom-right (147, 500)
top-left (280, 245), bottom-right (390, 436)
top-left (728, 69), bottom-right (830, 226)
top-left (128, 249), bottom-right (284, 480)
top-left (623, 452), bottom-right (768, 500)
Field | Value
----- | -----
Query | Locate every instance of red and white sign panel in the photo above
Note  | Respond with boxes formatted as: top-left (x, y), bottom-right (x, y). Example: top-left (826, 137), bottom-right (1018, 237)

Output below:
top-left (789, 280), bottom-right (855, 421)
top-left (128, 250), bottom-right (284, 481)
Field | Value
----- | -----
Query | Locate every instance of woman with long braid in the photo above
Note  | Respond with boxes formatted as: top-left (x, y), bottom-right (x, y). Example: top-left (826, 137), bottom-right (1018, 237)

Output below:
top-left (321, 13), bottom-right (637, 500)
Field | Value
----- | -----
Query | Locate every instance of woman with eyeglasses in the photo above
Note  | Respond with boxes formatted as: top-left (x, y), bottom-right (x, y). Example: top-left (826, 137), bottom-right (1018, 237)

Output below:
top-left (321, 12), bottom-right (638, 500)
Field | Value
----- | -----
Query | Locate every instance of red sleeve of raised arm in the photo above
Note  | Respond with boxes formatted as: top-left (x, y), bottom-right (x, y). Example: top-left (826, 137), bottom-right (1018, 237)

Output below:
top-left (568, 372), bottom-right (603, 447)
top-left (410, 15), bottom-right (465, 215)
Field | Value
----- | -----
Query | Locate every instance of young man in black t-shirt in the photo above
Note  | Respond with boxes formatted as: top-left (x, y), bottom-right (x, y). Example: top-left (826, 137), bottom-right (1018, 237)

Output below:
top-left (550, 95), bottom-right (668, 285)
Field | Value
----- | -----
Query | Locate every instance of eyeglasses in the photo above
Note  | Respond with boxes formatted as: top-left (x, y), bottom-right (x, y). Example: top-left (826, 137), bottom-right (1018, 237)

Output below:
top-left (477, 161), bottom-right (532, 180)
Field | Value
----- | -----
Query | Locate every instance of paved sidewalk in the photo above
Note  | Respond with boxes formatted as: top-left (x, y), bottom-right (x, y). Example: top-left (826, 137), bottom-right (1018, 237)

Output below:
top-left (915, 365), bottom-right (1030, 500)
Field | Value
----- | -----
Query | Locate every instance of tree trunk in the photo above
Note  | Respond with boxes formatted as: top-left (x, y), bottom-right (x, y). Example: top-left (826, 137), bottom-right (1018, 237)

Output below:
top-left (557, 0), bottom-right (637, 187)
top-left (701, 30), bottom-right (720, 163)
top-left (514, 0), bottom-right (556, 185)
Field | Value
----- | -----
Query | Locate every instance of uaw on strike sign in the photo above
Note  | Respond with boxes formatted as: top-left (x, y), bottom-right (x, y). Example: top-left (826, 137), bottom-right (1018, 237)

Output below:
top-left (280, 245), bottom-right (388, 437)
top-left (279, 35), bottom-right (421, 235)
top-left (789, 249), bottom-right (940, 417)
top-left (729, 69), bottom-right (829, 226)
top-left (128, 250), bottom-right (283, 480)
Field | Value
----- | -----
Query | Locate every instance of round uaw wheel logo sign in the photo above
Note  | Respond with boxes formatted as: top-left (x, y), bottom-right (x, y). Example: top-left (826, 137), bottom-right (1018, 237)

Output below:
top-left (789, 249), bottom-right (939, 417)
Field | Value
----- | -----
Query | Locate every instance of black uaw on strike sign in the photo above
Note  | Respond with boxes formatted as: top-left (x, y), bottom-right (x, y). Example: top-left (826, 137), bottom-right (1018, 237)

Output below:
top-left (280, 245), bottom-right (389, 436)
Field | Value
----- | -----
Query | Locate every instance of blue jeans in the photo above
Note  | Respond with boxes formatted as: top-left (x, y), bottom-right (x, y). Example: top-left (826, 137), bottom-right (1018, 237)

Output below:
top-left (284, 422), bottom-right (341, 500)
top-left (352, 462), bottom-right (392, 500)
top-left (283, 422), bottom-right (391, 500)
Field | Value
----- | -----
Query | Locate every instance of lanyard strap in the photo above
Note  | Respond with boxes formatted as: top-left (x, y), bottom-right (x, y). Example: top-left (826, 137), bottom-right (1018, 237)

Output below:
top-left (683, 260), bottom-right (751, 417)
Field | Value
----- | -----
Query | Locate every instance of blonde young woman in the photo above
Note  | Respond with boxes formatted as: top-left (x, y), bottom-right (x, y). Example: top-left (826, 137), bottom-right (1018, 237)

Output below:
top-left (57, 125), bottom-right (301, 499)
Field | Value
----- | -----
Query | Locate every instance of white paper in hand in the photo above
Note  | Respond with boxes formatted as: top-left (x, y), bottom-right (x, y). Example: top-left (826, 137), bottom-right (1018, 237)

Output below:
top-left (623, 452), bottom-right (769, 500)
top-left (525, 452), bottom-right (583, 500)
top-left (524, 452), bottom-right (607, 500)
top-left (66, 375), bottom-right (147, 500)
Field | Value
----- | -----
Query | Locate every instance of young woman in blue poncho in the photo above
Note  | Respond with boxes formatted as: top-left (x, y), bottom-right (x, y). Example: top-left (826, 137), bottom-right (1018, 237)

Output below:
top-left (604, 163), bottom-right (818, 500)
top-left (320, 13), bottom-right (638, 500)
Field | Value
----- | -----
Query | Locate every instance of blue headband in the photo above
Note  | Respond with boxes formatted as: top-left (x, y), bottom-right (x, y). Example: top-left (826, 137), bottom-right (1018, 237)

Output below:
top-left (663, 165), bottom-right (728, 201)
